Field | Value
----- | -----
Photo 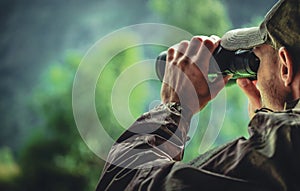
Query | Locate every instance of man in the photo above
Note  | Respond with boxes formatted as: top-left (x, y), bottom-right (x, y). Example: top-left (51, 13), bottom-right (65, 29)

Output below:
top-left (96, 0), bottom-right (300, 190)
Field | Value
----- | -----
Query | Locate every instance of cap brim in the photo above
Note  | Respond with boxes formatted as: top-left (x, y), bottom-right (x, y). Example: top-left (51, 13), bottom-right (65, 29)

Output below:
top-left (220, 27), bottom-right (266, 51)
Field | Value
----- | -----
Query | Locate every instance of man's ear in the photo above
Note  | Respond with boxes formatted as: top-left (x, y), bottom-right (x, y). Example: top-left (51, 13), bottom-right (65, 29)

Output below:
top-left (279, 47), bottom-right (294, 87)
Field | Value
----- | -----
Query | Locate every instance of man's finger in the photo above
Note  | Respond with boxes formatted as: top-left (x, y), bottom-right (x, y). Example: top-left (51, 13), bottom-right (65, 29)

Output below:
top-left (237, 78), bottom-right (262, 109)
top-left (195, 38), bottom-right (219, 72)
top-left (186, 37), bottom-right (202, 59)
top-left (175, 40), bottom-right (189, 60)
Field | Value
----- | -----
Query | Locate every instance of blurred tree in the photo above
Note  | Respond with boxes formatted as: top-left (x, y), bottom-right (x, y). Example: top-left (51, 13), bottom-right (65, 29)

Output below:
top-left (0, 147), bottom-right (20, 190)
top-left (14, 30), bottom-right (153, 190)
top-left (95, 32), bottom-right (146, 139)
top-left (149, 0), bottom-right (232, 35)
top-left (16, 52), bottom-right (104, 191)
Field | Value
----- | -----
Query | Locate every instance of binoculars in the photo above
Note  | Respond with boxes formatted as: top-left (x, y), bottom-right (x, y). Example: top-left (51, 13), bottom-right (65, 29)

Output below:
top-left (155, 45), bottom-right (260, 83)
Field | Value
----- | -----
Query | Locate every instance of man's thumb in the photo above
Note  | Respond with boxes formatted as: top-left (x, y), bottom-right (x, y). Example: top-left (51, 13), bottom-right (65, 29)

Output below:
top-left (237, 78), bottom-right (262, 113)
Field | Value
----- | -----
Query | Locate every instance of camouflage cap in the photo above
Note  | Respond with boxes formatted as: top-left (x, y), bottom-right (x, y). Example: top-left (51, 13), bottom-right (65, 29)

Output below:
top-left (221, 0), bottom-right (300, 51)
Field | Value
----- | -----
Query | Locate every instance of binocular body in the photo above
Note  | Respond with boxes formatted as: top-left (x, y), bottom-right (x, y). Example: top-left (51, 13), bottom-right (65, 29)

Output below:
top-left (155, 45), bottom-right (260, 82)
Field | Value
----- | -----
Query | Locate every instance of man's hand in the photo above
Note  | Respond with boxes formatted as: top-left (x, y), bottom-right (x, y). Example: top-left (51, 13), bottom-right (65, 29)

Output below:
top-left (161, 36), bottom-right (231, 115)
top-left (237, 78), bottom-right (262, 118)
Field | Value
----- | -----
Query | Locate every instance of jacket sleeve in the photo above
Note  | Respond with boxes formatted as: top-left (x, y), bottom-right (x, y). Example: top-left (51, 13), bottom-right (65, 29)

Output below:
top-left (95, 103), bottom-right (192, 191)
top-left (95, 103), bottom-right (273, 191)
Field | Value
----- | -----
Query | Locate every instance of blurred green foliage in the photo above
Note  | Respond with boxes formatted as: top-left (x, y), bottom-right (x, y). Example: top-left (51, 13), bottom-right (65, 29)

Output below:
top-left (0, 147), bottom-right (20, 190)
top-left (149, 0), bottom-right (231, 35)
top-left (0, 0), bottom-right (270, 190)
top-left (13, 51), bottom-right (104, 191)
top-left (95, 33), bottom-right (146, 140)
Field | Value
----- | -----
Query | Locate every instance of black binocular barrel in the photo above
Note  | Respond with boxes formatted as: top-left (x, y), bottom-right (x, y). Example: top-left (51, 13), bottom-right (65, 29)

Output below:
top-left (155, 45), bottom-right (260, 81)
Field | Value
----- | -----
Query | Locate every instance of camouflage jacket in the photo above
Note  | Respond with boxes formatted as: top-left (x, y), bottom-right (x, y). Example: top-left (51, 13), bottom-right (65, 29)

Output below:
top-left (96, 101), bottom-right (300, 191)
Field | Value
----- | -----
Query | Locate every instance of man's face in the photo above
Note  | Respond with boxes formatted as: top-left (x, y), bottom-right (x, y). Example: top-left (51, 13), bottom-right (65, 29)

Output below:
top-left (253, 44), bottom-right (289, 111)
